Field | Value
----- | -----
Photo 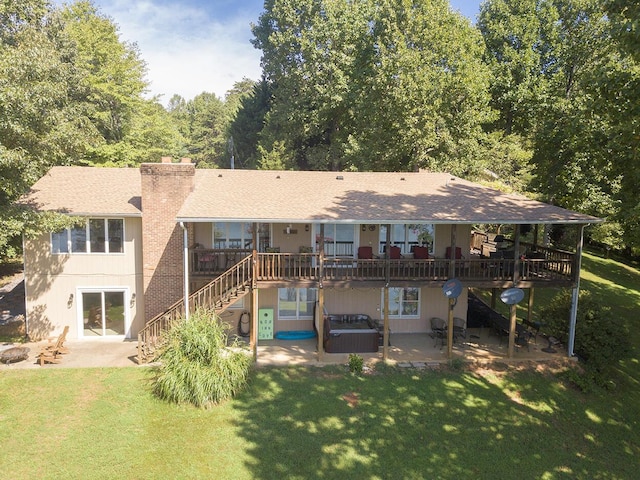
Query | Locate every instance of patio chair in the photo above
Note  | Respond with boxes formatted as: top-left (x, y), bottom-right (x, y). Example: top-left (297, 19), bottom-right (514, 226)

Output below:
top-left (412, 245), bottom-right (429, 259)
top-left (43, 325), bottom-right (70, 354)
top-left (522, 318), bottom-right (543, 343)
top-left (357, 246), bottom-right (374, 259)
top-left (37, 326), bottom-right (69, 366)
top-left (389, 246), bottom-right (401, 259)
top-left (453, 317), bottom-right (467, 343)
top-left (430, 317), bottom-right (447, 348)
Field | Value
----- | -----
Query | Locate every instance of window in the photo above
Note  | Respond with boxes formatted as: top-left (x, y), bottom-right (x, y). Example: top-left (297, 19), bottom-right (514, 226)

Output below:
top-left (278, 288), bottom-right (317, 319)
top-left (51, 218), bottom-right (124, 254)
top-left (315, 223), bottom-right (355, 257)
top-left (379, 224), bottom-right (434, 255)
top-left (213, 222), bottom-right (255, 249)
top-left (385, 287), bottom-right (420, 317)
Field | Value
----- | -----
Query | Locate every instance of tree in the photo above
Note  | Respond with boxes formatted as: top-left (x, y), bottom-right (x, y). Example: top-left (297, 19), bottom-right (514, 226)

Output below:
top-left (60, 1), bottom-right (162, 166)
top-left (479, 0), bottom-right (640, 252)
top-left (0, 0), bottom-right (99, 257)
top-left (228, 79), bottom-right (271, 169)
top-left (252, 0), bottom-right (493, 174)
top-left (183, 92), bottom-right (228, 167)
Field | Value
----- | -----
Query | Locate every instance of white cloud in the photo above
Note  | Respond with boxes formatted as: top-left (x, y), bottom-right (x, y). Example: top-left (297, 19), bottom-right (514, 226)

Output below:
top-left (94, 0), bottom-right (263, 103)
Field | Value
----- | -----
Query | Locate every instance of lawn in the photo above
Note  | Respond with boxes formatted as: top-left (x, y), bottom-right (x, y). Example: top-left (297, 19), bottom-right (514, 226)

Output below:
top-left (1, 251), bottom-right (639, 479)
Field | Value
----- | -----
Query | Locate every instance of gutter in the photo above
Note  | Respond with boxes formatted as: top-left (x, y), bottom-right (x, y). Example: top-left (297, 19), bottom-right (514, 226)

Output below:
top-left (180, 222), bottom-right (190, 320)
top-left (568, 224), bottom-right (587, 357)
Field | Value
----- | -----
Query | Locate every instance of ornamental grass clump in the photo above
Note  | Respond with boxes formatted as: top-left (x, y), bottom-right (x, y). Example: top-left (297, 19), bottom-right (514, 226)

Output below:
top-left (153, 308), bottom-right (252, 407)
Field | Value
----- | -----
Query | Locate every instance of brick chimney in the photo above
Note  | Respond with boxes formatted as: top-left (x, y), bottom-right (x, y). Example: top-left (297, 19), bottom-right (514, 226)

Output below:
top-left (141, 157), bottom-right (195, 321)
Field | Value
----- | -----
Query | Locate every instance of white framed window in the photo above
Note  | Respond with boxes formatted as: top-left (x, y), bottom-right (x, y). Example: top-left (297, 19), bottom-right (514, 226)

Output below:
top-left (383, 287), bottom-right (420, 318)
top-left (379, 224), bottom-right (434, 255)
top-left (51, 218), bottom-right (124, 254)
top-left (278, 287), bottom-right (317, 319)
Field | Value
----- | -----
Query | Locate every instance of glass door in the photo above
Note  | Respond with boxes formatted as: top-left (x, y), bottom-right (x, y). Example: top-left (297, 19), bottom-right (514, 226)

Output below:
top-left (81, 290), bottom-right (126, 337)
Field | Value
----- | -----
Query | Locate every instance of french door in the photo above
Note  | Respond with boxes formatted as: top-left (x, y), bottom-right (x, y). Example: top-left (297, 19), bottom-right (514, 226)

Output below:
top-left (79, 289), bottom-right (129, 337)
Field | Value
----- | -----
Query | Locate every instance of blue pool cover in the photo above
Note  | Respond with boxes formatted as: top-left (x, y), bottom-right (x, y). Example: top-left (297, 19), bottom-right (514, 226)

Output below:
top-left (274, 330), bottom-right (317, 340)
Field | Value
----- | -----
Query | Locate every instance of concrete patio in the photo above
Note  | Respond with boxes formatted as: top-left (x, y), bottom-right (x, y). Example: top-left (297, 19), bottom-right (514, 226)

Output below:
top-left (1, 326), bottom-right (567, 370)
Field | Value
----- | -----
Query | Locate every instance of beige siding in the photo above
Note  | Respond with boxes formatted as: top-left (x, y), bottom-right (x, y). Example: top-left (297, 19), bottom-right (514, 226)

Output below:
top-left (253, 285), bottom-right (468, 337)
top-left (194, 223), bottom-right (212, 248)
top-left (434, 224), bottom-right (472, 257)
top-left (271, 223), bottom-right (314, 253)
top-left (24, 218), bottom-right (144, 340)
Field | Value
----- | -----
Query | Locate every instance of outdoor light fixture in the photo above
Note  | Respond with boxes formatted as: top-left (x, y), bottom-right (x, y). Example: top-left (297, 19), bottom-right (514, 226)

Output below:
top-left (67, 293), bottom-right (74, 308)
top-left (130, 293), bottom-right (136, 308)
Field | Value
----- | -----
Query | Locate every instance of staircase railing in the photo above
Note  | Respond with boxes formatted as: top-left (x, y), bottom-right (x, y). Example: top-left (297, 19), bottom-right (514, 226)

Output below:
top-left (137, 255), bottom-right (253, 363)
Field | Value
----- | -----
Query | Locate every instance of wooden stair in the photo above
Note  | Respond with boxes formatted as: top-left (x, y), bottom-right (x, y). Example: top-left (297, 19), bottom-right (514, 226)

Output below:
top-left (137, 255), bottom-right (252, 364)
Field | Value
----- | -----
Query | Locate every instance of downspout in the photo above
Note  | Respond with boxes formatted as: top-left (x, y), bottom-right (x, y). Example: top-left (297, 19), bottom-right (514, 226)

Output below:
top-left (22, 233), bottom-right (30, 340)
top-left (568, 224), bottom-right (587, 357)
top-left (180, 222), bottom-right (190, 320)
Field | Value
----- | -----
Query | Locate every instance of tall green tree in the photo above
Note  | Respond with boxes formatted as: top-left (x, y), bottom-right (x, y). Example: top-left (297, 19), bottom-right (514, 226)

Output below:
top-left (184, 92), bottom-right (228, 167)
top-left (252, 0), bottom-right (493, 174)
top-left (228, 79), bottom-right (271, 169)
top-left (0, 0), bottom-right (98, 257)
top-left (61, 1), bottom-right (184, 166)
top-left (479, 0), bottom-right (640, 251)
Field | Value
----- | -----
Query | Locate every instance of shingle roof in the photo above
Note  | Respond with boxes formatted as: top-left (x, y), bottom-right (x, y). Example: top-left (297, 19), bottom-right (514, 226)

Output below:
top-left (20, 166), bottom-right (600, 224)
top-left (177, 169), bottom-right (600, 225)
top-left (19, 166), bottom-right (142, 216)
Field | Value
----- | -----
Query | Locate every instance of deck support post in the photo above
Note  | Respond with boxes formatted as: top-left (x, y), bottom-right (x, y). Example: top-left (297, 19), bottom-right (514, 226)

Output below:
top-left (317, 287), bottom-right (325, 362)
top-left (508, 303), bottom-right (517, 358)
top-left (512, 224), bottom-right (521, 285)
top-left (527, 288), bottom-right (535, 325)
top-left (317, 224), bottom-right (325, 361)
top-left (383, 286), bottom-right (389, 360)
top-left (382, 225), bottom-right (391, 360)
top-left (250, 224), bottom-right (259, 361)
top-left (446, 224), bottom-right (458, 358)
top-left (507, 224), bottom-right (522, 357)
top-left (251, 287), bottom-right (258, 361)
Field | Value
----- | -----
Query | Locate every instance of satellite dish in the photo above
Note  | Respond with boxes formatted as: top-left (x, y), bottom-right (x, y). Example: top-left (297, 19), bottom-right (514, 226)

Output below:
top-left (500, 288), bottom-right (525, 305)
top-left (442, 278), bottom-right (463, 299)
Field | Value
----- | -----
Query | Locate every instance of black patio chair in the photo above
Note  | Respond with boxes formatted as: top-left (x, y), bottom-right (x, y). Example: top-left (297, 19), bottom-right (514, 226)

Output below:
top-left (430, 317), bottom-right (447, 348)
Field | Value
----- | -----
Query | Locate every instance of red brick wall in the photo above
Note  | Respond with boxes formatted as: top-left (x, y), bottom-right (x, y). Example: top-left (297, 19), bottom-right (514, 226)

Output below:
top-left (141, 159), bottom-right (195, 321)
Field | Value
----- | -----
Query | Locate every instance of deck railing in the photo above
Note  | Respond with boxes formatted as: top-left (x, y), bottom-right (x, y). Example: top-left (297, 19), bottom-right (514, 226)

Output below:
top-left (248, 253), bottom-right (575, 283)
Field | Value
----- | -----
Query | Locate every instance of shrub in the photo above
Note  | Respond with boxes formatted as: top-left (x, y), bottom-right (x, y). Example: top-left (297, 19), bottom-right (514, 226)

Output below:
top-left (153, 308), bottom-right (252, 407)
top-left (539, 290), bottom-right (630, 389)
top-left (348, 353), bottom-right (364, 374)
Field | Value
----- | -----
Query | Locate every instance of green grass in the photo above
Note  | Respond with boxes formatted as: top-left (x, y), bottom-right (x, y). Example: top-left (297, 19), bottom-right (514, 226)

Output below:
top-left (1, 251), bottom-right (639, 479)
top-left (1, 364), bottom-right (638, 479)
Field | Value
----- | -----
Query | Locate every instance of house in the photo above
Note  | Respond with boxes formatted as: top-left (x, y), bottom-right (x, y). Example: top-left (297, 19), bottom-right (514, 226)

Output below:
top-left (19, 158), bottom-right (600, 362)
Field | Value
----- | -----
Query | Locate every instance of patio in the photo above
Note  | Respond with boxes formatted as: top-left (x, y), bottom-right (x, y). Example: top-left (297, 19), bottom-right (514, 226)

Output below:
top-left (253, 329), bottom-right (568, 367)
top-left (1, 327), bottom-right (566, 370)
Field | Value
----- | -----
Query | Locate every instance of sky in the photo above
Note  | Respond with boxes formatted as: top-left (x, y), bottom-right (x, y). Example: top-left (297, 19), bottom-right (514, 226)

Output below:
top-left (88, 0), bottom-right (482, 104)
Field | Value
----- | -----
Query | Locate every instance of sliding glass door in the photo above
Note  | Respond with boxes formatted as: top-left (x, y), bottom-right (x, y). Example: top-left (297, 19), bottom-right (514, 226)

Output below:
top-left (80, 290), bottom-right (127, 337)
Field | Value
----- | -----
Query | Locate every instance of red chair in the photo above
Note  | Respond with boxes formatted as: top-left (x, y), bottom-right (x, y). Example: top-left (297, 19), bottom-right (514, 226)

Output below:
top-left (412, 246), bottom-right (429, 259)
top-left (389, 246), bottom-right (401, 259)
top-left (445, 246), bottom-right (464, 259)
top-left (357, 246), bottom-right (373, 259)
